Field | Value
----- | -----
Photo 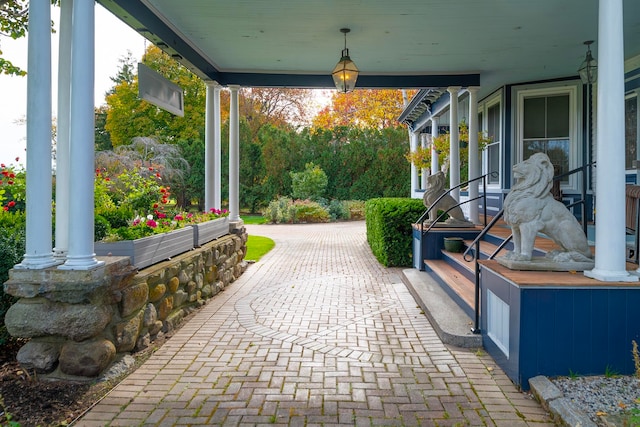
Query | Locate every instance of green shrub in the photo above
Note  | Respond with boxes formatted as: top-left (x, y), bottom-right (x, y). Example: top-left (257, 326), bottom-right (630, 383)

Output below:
top-left (365, 198), bottom-right (424, 267)
top-left (290, 163), bottom-right (328, 202)
top-left (328, 200), bottom-right (350, 221)
top-left (94, 214), bottom-right (111, 241)
top-left (262, 196), bottom-right (296, 223)
top-left (292, 200), bottom-right (330, 223)
top-left (0, 211), bottom-right (26, 346)
top-left (99, 206), bottom-right (133, 229)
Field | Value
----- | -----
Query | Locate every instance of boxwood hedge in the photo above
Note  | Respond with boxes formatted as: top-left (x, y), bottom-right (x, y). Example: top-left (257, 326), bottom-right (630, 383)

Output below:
top-left (365, 198), bottom-right (425, 267)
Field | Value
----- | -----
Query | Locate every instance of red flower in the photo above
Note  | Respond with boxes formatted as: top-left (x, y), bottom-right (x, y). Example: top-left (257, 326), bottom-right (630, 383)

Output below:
top-left (174, 214), bottom-right (184, 221)
top-left (1, 171), bottom-right (8, 177)
top-left (9, 173), bottom-right (15, 178)
top-left (153, 203), bottom-right (159, 208)
top-left (146, 219), bottom-right (157, 228)
top-left (157, 212), bottom-right (167, 219)
top-left (156, 173), bottom-right (161, 178)
top-left (161, 198), bottom-right (168, 204)
top-left (105, 177), bottom-right (110, 182)
top-left (3, 206), bottom-right (7, 211)
top-left (15, 157), bottom-right (19, 162)
top-left (0, 163), bottom-right (5, 168)
top-left (7, 181), bottom-right (13, 185)
top-left (7, 201), bottom-right (15, 208)
top-left (160, 188), bottom-right (166, 193)
top-left (96, 169), bottom-right (100, 173)
top-left (149, 167), bottom-right (154, 171)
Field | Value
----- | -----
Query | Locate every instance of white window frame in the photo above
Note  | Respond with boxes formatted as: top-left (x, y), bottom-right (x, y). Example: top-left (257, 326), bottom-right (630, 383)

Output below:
top-left (514, 83), bottom-right (581, 191)
top-left (478, 90), bottom-right (503, 190)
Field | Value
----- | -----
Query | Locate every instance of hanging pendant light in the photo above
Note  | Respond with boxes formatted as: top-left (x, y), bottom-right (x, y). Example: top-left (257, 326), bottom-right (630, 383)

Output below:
top-left (332, 28), bottom-right (359, 93)
top-left (578, 40), bottom-right (597, 84)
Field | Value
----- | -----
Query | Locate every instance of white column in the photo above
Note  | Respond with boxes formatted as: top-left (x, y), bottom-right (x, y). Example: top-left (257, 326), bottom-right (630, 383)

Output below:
top-left (60, 0), bottom-right (103, 270)
top-left (420, 133), bottom-right (429, 189)
top-left (16, 0), bottom-right (58, 269)
top-left (228, 85), bottom-right (241, 222)
top-left (468, 86), bottom-right (480, 224)
top-left (410, 131), bottom-right (419, 196)
top-left (585, 0), bottom-right (636, 282)
top-left (54, 0), bottom-right (73, 259)
top-left (448, 87), bottom-right (461, 201)
top-left (205, 82), bottom-right (222, 210)
top-left (431, 117), bottom-right (439, 174)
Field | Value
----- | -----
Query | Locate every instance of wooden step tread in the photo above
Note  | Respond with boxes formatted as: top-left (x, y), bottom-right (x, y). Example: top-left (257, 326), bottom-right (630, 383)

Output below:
top-left (424, 259), bottom-right (475, 310)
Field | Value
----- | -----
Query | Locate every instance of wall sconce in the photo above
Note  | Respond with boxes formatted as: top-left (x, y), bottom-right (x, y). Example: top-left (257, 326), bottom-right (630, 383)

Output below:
top-left (332, 28), bottom-right (359, 93)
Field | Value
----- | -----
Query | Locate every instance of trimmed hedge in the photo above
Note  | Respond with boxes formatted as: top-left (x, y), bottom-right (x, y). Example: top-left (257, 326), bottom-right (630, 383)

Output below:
top-left (365, 198), bottom-right (424, 267)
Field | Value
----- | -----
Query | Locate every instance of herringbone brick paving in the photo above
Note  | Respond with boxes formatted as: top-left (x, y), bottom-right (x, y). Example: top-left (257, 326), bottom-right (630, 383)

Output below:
top-left (77, 221), bottom-right (553, 426)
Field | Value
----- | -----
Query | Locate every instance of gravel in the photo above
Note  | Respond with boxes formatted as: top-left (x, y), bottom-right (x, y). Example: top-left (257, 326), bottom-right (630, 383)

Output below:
top-left (552, 375), bottom-right (640, 425)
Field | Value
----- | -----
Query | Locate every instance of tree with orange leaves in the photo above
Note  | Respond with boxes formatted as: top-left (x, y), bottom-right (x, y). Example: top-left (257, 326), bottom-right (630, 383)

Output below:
top-left (311, 89), bottom-right (416, 130)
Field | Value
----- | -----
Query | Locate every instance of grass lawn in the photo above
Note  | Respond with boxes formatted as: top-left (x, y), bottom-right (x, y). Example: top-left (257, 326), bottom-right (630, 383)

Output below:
top-left (245, 235), bottom-right (275, 262)
top-left (242, 214), bottom-right (267, 225)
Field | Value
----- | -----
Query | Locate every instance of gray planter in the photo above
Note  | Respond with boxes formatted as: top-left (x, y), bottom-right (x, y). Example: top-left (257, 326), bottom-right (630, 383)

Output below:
top-left (95, 226), bottom-right (194, 269)
top-left (192, 217), bottom-right (229, 247)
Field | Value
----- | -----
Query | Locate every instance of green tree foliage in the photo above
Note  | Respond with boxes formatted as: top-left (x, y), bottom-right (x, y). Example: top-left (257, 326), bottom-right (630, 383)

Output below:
top-left (290, 162), bottom-right (327, 201)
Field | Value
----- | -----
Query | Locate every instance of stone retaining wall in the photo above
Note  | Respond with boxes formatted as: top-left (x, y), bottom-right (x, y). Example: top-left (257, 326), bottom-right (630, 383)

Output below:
top-left (3, 225), bottom-right (248, 379)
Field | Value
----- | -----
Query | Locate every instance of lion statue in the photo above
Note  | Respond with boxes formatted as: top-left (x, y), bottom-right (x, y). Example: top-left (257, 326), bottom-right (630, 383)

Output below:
top-left (423, 171), bottom-right (472, 225)
top-left (502, 152), bottom-right (592, 263)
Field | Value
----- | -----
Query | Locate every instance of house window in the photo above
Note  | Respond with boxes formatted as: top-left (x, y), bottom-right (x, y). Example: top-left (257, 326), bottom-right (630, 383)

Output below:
top-left (486, 103), bottom-right (501, 184)
top-left (626, 94), bottom-right (638, 170)
top-left (517, 85), bottom-right (580, 189)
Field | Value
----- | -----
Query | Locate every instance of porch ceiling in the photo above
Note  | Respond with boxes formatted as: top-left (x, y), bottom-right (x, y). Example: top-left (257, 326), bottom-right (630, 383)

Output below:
top-left (97, 0), bottom-right (640, 98)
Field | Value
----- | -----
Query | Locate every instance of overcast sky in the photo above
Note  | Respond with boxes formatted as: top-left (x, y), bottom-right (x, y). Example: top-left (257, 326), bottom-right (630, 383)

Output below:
top-left (0, 4), bottom-right (146, 165)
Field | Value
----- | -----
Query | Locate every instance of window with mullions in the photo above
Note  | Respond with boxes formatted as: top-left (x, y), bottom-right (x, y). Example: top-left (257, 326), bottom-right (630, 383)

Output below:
top-left (523, 94), bottom-right (570, 182)
top-left (626, 94), bottom-right (638, 170)
top-left (486, 103), bottom-right (501, 184)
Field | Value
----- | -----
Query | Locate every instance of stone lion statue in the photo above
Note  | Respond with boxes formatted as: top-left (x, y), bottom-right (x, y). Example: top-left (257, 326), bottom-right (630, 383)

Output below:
top-left (502, 153), bottom-right (592, 263)
top-left (423, 171), bottom-right (472, 225)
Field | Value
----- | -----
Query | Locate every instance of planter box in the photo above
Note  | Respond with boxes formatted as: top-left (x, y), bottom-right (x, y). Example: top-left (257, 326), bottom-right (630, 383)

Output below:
top-left (95, 226), bottom-right (194, 269)
top-left (192, 217), bottom-right (229, 247)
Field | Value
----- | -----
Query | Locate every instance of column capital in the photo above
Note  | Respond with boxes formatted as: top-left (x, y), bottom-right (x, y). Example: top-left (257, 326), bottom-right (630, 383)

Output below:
top-left (466, 86), bottom-right (480, 94)
top-left (447, 86), bottom-right (462, 94)
top-left (228, 84), bottom-right (240, 91)
top-left (206, 80), bottom-right (222, 88)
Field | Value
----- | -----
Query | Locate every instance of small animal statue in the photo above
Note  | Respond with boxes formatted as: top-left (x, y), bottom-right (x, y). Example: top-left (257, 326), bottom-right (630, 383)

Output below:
top-left (423, 171), bottom-right (471, 224)
top-left (502, 152), bottom-right (592, 262)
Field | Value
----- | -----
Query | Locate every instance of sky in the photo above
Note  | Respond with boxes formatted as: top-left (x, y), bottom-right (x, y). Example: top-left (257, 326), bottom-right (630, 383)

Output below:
top-left (0, 4), bottom-right (147, 165)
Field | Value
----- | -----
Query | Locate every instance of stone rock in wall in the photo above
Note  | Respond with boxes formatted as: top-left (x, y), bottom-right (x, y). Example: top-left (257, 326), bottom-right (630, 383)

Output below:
top-left (201, 284), bottom-right (213, 298)
top-left (157, 296), bottom-right (174, 320)
top-left (178, 268), bottom-right (190, 286)
top-left (149, 320), bottom-right (163, 336)
top-left (148, 283), bottom-right (166, 302)
top-left (163, 309), bottom-right (184, 333)
top-left (59, 338), bottom-right (116, 377)
top-left (17, 339), bottom-right (62, 373)
top-left (120, 282), bottom-right (149, 318)
top-left (142, 303), bottom-right (157, 327)
top-left (5, 299), bottom-right (111, 341)
top-left (195, 273), bottom-right (204, 289)
top-left (144, 271), bottom-right (164, 288)
top-left (173, 290), bottom-right (188, 308)
top-left (114, 310), bottom-right (143, 352)
top-left (136, 332), bottom-right (151, 351)
top-left (167, 276), bottom-right (180, 293)
top-left (186, 281), bottom-right (197, 296)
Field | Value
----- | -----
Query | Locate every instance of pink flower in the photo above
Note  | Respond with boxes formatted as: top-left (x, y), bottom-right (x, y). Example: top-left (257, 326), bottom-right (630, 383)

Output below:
top-left (2, 206), bottom-right (7, 211)
top-left (146, 219), bottom-right (157, 228)
top-left (174, 215), bottom-right (184, 221)
top-left (15, 157), bottom-right (19, 162)
top-left (157, 212), bottom-right (167, 219)
top-left (187, 213), bottom-right (194, 219)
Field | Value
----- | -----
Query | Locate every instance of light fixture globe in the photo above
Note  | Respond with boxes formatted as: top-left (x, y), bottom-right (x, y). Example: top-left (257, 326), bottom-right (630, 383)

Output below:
top-left (578, 40), bottom-right (597, 84)
top-left (332, 28), bottom-right (359, 93)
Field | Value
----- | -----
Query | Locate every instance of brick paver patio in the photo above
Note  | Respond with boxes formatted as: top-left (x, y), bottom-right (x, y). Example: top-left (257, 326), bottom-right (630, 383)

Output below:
top-left (77, 221), bottom-right (553, 426)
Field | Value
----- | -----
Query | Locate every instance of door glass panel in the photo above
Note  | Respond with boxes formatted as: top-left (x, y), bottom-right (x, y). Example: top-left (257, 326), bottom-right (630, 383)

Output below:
top-left (547, 95), bottom-right (569, 137)
top-left (523, 97), bottom-right (545, 138)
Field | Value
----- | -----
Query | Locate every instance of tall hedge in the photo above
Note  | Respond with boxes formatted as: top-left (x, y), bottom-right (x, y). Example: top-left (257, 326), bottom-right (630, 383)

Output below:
top-left (365, 198), bottom-right (425, 267)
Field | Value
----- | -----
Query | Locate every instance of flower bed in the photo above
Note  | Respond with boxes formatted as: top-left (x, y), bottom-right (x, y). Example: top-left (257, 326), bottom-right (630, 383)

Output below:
top-left (95, 225), bottom-right (194, 269)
